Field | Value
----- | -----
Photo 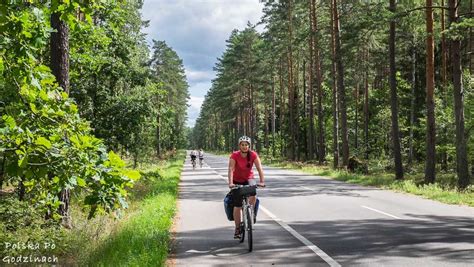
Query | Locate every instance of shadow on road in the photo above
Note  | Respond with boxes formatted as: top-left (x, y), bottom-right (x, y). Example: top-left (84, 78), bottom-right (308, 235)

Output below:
top-left (288, 214), bottom-right (474, 265)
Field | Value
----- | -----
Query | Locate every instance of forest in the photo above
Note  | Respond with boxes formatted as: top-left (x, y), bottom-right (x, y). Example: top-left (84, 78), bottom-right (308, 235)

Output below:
top-left (191, 0), bottom-right (474, 189)
top-left (0, 0), bottom-right (473, 264)
top-left (1, 0), bottom-right (187, 256)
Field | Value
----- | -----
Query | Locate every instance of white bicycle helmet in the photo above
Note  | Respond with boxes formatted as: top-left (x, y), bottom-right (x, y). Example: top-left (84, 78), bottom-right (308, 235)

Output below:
top-left (238, 135), bottom-right (251, 145)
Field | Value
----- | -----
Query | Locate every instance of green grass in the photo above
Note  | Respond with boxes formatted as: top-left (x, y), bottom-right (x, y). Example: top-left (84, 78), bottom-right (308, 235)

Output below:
top-left (62, 152), bottom-right (184, 266)
top-left (260, 157), bottom-right (474, 207)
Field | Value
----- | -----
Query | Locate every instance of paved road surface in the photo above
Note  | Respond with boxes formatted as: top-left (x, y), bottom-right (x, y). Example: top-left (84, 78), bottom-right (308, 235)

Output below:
top-left (174, 153), bottom-right (474, 266)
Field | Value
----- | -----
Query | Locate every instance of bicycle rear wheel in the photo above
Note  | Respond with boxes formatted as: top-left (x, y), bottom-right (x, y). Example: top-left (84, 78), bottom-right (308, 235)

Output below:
top-left (246, 205), bottom-right (253, 252)
top-left (239, 222), bottom-right (245, 243)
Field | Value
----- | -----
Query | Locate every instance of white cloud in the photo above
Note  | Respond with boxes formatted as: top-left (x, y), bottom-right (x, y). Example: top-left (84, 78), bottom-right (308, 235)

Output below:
top-left (185, 69), bottom-right (215, 84)
top-left (189, 96), bottom-right (204, 110)
top-left (189, 81), bottom-right (211, 97)
top-left (141, 0), bottom-right (264, 127)
top-left (187, 96), bottom-right (205, 127)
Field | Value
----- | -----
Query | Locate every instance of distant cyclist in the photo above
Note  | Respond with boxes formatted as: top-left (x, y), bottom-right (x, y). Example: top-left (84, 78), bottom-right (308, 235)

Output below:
top-left (198, 148), bottom-right (204, 167)
top-left (228, 135), bottom-right (265, 239)
top-left (190, 149), bottom-right (197, 167)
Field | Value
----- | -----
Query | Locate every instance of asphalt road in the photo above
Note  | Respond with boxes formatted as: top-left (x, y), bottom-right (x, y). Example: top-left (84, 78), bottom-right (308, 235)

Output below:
top-left (174, 153), bottom-right (474, 266)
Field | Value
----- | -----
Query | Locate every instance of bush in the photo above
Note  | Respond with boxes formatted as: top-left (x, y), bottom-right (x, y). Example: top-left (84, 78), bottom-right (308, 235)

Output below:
top-left (0, 195), bottom-right (66, 259)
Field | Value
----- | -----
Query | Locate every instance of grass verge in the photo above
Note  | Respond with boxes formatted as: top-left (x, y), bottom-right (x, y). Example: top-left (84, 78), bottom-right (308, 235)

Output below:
top-left (63, 152), bottom-right (183, 266)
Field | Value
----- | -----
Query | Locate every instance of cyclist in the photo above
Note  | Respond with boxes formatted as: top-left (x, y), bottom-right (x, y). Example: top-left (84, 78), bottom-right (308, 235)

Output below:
top-left (190, 149), bottom-right (197, 167)
top-left (228, 135), bottom-right (265, 239)
top-left (198, 148), bottom-right (204, 167)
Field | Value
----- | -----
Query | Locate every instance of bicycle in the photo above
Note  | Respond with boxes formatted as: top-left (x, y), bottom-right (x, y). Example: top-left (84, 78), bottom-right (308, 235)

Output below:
top-left (231, 184), bottom-right (263, 252)
top-left (191, 157), bottom-right (196, 170)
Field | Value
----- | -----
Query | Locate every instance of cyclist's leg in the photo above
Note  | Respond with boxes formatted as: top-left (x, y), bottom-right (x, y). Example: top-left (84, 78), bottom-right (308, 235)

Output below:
top-left (233, 207), bottom-right (241, 228)
top-left (249, 194), bottom-right (257, 223)
top-left (232, 189), bottom-right (244, 238)
top-left (249, 195), bottom-right (256, 206)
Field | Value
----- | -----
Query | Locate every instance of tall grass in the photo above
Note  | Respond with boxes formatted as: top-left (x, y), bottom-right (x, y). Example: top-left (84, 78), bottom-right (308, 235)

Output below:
top-left (63, 152), bottom-right (183, 266)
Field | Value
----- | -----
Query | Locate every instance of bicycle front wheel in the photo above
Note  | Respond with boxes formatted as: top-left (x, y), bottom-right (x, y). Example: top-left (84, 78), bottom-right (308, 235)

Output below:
top-left (246, 205), bottom-right (253, 252)
top-left (239, 222), bottom-right (245, 243)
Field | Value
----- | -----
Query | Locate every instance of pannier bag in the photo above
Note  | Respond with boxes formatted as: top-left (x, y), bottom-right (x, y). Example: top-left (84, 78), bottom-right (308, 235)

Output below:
top-left (223, 191), bottom-right (260, 221)
top-left (224, 192), bottom-right (234, 221)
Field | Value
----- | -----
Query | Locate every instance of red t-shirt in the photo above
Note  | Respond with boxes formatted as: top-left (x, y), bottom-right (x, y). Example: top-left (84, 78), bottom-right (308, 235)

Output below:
top-left (230, 150), bottom-right (258, 183)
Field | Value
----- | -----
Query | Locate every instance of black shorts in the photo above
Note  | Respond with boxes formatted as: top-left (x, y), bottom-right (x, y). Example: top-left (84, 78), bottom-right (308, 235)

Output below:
top-left (191, 155), bottom-right (196, 160)
top-left (231, 181), bottom-right (257, 208)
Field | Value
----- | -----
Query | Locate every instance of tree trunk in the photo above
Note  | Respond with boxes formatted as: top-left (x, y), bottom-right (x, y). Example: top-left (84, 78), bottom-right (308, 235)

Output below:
top-left (0, 153), bottom-right (5, 189)
top-left (441, 0), bottom-right (448, 85)
top-left (272, 74), bottom-right (276, 158)
top-left (303, 59), bottom-right (309, 160)
top-left (471, 0), bottom-right (473, 73)
top-left (264, 88), bottom-right (269, 152)
top-left (441, 0), bottom-right (449, 171)
top-left (313, 0), bottom-right (325, 164)
top-left (255, 86), bottom-right (261, 152)
top-left (250, 83), bottom-right (255, 141)
top-left (388, 0), bottom-right (404, 180)
top-left (279, 58), bottom-right (285, 158)
top-left (425, 0), bottom-right (436, 183)
top-left (294, 56), bottom-right (300, 161)
top-left (449, 0), bottom-right (470, 189)
top-left (57, 188), bottom-right (71, 228)
top-left (408, 38), bottom-right (416, 166)
top-left (50, 12), bottom-right (70, 94)
top-left (308, 0), bottom-right (316, 161)
top-left (364, 52), bottom-right (369, 161)
top-left (330, 0), bottom-right (339, 168)
top-left (51, 10), bottom-right (72, 228)
top-left (18, 179), bottom-right (25, 201)
top-left (355, 83), bottom-right (359, 150)
top-left (287, 0), bottom-right (296, 160)
top-left (332, 0), bottom-right (349, 167)
top-left (156, 112), bottom-right (161, 156)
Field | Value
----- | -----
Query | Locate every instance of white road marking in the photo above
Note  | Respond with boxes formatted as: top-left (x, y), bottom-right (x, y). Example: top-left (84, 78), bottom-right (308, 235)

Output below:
top-left (185, 249), bottom-right (210, 254)
top-left (361, 205), bottom-right (401, 219)
top-left (260, 206), bottom-right (341, 267)
top-left (300, 186), bottom-right (314, 191)
top-left (212, 169), bottom-right (340, 267)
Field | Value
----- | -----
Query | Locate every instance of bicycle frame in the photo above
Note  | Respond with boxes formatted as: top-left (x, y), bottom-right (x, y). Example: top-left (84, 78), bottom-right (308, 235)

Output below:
top-left (232, 185), bottom-right (256, 252)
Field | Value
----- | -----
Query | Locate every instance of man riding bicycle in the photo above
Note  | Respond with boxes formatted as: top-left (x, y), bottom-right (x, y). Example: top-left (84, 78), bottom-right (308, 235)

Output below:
top-left (228, 136), bottom-right (265, 239)
top-left (190, 149), bottom-right (197, 166)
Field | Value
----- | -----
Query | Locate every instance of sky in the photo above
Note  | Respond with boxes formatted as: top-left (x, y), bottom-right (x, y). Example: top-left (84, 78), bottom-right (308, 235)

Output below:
top-left (141, 0), bottom-right (265, 127)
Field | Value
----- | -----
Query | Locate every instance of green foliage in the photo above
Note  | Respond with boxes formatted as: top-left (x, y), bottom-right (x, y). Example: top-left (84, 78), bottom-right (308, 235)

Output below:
top-left (1, 0), bottom-right (186, 264)
top-left (194, 0), bottom-right (472, 188)
top-left (444, 18), bottom-right (474, 41)
top-left (67, 2), bottom-right (189, 158)
top-left (70, 153), bottom-right (183, 266)
top-left (0, 195), bottom-right (66, 258)
top-left (149, 40), bottom-right (190, 151)
top-left (0, 1), bottom-right (139, 220)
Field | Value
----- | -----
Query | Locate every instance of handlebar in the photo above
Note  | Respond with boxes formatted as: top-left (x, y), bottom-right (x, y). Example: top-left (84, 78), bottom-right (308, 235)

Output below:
top-left (230, 184), bottom-right (265, 190)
